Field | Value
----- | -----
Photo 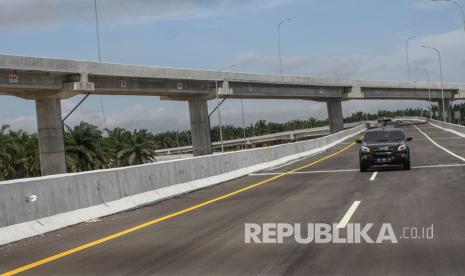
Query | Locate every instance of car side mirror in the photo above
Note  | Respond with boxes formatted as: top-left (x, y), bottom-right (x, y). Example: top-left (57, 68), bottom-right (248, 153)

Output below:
top-left (406, 137), bottom-right (413, 142)
top-left (356, 138), bottom-right (363, 144)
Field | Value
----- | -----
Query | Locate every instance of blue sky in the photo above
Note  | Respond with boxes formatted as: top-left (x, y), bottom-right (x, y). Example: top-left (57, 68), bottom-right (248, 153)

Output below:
top-left (1, 0), bottom-right (465, 132)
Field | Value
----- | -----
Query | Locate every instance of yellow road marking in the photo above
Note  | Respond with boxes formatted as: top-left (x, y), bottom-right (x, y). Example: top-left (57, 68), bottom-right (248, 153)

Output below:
top-left (1, 142), bottom-right (356, 276)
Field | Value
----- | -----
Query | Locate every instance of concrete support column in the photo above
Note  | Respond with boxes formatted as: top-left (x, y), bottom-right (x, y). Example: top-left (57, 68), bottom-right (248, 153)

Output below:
top-left (188, 99), bottom-right (212, 156)
top-left (327, 100), bottom-right (344, 134)
top-left (437, 99), bottom-right (451, 122)
top-left (35, 98), bottom-right (67, 175)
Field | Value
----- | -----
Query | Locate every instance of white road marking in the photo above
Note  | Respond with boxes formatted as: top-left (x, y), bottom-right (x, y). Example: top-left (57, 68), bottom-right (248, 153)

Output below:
top-left (369, 171), bottom-right (378, 181)
top-left (412, 163), bottom-right (465, 169)
top-left (411, 123), bottom-right (465, 162)
top-left (414, 137), bottom-right (464, 141)
top-left (248, 164), bottom-right (465, 176)
top-left (337, 201), bottom-right (361, 229)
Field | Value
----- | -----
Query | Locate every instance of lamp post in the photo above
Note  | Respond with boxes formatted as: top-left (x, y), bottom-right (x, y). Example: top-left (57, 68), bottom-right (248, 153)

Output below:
top-left (240, 99), bottom-right (247, 149)
top-left (64, 0), bottom-right (107, 126)
top-left (432, 0), bottom-right (465, 118)
top-left (405, 36), bottom-right (416, 81)
top-left (94, 0), bottom-right (102, 62)
top-left (415, 67), bottom-right (433, 119)
top-left (432, 0), bottom-right (465, 31)
top-left (93, 0), bottom-right (108, 130)
top-left (421, 46), bottom-right (447, 121)
top-left (215, 65), bottom-right (236, 153)
top-left (278, 18), bottom-right (291, 75)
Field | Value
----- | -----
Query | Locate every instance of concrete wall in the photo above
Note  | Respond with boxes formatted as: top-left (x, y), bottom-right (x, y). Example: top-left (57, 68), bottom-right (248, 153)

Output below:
top-left (0, 124), bottom-right (365, 244)
top-left (396, 117), bottom-right (465, 137)
top-left (428, 119), bottom-right (465, 137)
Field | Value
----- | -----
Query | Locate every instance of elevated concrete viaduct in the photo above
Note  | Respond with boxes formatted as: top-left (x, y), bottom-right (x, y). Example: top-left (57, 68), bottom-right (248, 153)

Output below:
top-left (1, 54), bottom-right (465, 175)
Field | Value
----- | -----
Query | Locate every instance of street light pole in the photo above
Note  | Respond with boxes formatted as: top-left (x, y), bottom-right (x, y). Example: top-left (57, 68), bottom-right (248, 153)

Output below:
top-left (425, 69), bottom-right (433, 119)
top-left (424, 69), bottom-right (433, 119)
top-left (405, 36), bottom-right (416, 81)
top-left (416, 67), bottom-right (433, 119)
top-left (93, 0), bottom-right (108, 130)
top-left (215, 65), bottom-right (236, 153)
top-left (94, 0), bottom-right (102, 62)
top-left (278, 18), bottom-right (291, 75)
top-left (240, 99), bottom-right (247, 149)
top-left (432, 0), bottom-right (465, 120)
top-left (432, 0), bottom-right (465, 31)
top-left (421, 45), bottom-right (446, 122)
top-left (64, 0), bottom-right (107, 126)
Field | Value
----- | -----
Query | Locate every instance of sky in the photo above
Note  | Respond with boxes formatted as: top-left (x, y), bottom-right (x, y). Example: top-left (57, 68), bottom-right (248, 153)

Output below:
top-left (1, 0), bottom-right (465, 133)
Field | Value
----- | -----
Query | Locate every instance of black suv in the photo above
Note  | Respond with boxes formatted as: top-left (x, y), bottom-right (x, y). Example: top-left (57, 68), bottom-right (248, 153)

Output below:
top-left (356, 128), bottom-right (412, 172)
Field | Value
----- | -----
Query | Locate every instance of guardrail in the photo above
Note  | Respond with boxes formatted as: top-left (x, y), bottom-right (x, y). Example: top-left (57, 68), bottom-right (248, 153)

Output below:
top-left (156, 121), bottom-right (368, 155)
top-left (0, 123), bottom-right (367, 245)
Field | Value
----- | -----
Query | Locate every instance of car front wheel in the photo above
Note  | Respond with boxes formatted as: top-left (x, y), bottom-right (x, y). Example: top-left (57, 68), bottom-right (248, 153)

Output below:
top-left (360, 161), bottom-right (368, 172)
top-left (403, 159), bottom-right (411, 170)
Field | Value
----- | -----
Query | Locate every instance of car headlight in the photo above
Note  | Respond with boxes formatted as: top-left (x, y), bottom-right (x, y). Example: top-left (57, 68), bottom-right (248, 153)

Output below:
top-left (397, 144), bottom-right (407, 151)
top-left (361, 146), bottom-right (371, 153)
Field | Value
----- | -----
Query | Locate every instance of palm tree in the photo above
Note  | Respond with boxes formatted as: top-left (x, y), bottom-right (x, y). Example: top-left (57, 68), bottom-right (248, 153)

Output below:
top-left (0, 125), bottom-right (12, 180)
top-left (7, 130), bottom-right (40, 178)
top-left (0, 125), bottom-right (40, 180)
top-left (102, 127), bottom-right (131, 167)
top-left (65, 122), bottom-right (105, 172)
top-left (116, 129), bottom-right (156, 166)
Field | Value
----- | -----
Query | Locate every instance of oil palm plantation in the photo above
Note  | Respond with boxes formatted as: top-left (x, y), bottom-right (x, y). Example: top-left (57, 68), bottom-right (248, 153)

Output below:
top-left (0, 125), bottom-right (40, 180)
top-left (65, 122), bottom-right (105, 172)
top-left (116, 129), bottom-right (157, 166)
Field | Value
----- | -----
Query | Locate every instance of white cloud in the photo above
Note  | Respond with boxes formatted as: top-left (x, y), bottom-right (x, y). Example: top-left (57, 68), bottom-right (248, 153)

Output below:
top-left (234, 29), bottom-right (465, 83)
top-left (2, 115), bottom-right (36, 132)
top-left (0, 0), bottom-right (290, 28)
top-left (61, 99), bottom-right (191, 133)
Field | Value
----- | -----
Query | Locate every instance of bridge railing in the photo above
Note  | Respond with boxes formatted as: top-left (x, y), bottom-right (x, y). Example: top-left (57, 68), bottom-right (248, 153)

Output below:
top-left (156, 121), bottom-right (368, 155)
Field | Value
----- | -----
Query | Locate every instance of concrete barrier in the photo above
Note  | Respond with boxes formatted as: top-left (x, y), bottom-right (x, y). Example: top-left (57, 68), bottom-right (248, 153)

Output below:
top-left (428, 119), bottom-right (465, 138)
top-left (0, 124), bottom-right (366, 245)
top-left (396, 116), bottom-right (428, 123)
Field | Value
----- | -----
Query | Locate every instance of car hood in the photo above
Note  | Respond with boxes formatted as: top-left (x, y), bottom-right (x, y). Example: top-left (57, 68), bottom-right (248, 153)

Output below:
top-left (364, 142), bottom-right (402, 147)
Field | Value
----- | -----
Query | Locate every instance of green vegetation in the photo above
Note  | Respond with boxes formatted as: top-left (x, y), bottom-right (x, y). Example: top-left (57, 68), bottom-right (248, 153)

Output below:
top-left (1, 105), bottom-right (464, 181)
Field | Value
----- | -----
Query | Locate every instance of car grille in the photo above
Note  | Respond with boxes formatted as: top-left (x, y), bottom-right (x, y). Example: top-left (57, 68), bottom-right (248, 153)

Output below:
top-left (373, 146), bottom-right (396, 153)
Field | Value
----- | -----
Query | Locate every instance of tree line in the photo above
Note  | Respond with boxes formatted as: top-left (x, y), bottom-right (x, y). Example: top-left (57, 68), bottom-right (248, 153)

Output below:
top-left (1, 105), bottom-right (464, 181)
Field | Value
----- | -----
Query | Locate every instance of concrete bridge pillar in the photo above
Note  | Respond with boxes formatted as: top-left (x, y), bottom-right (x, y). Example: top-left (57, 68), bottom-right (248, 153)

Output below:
top-left (188, 99), bottom-right (212, 156)
top-left (327, 100), bottom-right (344, 134)
top-left (35, 98), bottom-right (67, 175)
top-left (437, 99), bottom-right (451, 122)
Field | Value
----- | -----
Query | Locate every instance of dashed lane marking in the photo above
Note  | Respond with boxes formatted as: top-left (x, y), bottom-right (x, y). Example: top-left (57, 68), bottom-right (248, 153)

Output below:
top-left (369, 171), bottom-right (378, 181)
top-left (337, 201), bottom-right (361, 229)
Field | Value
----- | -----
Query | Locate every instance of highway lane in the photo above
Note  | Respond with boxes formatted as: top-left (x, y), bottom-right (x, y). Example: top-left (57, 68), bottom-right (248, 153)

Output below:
top-left (285, 122), bottom-right (465, 275)
top-left (1, 121), bottom-right (465, 275)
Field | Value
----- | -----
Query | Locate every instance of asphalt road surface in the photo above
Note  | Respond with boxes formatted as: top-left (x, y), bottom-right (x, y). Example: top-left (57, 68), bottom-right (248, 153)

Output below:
top-left (1, 121), bottom-right (465, 276)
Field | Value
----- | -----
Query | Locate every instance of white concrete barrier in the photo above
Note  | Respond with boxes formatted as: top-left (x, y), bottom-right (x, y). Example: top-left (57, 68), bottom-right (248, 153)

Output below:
top-left (397, 116), bottom-right (465, 137)
top-left (396, 116), bottom-right (428, 123)
top-left (0, 124), bottom-right (366, 245)
top-left (428, 119), bottom-right (465, 138)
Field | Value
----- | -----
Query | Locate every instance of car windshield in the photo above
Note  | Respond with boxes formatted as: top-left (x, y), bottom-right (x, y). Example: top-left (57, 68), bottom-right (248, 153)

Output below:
top-left (364, 130), bottom-right (405, 143)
